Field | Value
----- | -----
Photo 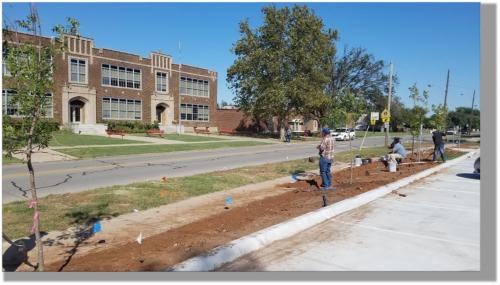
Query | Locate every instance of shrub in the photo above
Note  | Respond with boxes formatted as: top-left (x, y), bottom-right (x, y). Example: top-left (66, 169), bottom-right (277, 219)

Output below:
top-left (105, 120), bottom-right (159, 133)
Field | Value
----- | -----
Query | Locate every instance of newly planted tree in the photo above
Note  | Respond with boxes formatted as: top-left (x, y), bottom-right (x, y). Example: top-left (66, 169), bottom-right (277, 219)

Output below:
top-left (407, 83), bottom-right (429, 155)
top-left (2, 10), bottom-right (79, 271)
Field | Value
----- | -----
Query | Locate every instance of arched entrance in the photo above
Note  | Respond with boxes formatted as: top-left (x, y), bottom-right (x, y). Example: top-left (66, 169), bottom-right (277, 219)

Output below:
top-left (69, 98), bottom-right (86, 124)
top-left (156, 103), bottom-right (168, 125)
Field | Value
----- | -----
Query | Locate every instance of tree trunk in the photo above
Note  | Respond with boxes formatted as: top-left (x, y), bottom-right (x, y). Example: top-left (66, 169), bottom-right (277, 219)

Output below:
top-left (349, 135), bottom-right (353, 184)
top-left (279, 117), bottom-right (286, 142)
top-left (411, 136), bottom-right (415, 155)
top-left (26, 116), bottom-right (44, 271)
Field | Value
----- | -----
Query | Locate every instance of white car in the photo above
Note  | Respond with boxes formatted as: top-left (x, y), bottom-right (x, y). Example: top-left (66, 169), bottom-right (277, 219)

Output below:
top-left (332, 128), bottom-right (355, 141)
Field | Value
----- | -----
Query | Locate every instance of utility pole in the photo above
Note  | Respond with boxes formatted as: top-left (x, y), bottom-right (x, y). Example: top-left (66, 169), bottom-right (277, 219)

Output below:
top-left (443, 69), bottom-right (450, 142)
top-left (444, 69), bottom-right (450, 107)
top-left (469, 89), bottom-right (475, 135)
top-left (385, 61), bottom-right (394, 147)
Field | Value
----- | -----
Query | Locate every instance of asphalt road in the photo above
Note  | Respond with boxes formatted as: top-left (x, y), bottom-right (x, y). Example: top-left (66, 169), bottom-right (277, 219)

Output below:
top-left (2, 135), bottom-right (424, 203)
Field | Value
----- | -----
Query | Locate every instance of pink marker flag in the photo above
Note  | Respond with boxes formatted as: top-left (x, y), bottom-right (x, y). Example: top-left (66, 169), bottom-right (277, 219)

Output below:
top-left (31, 211), bottom-right (40, 233)
top-left (27, 200), bottom-right (38, 209)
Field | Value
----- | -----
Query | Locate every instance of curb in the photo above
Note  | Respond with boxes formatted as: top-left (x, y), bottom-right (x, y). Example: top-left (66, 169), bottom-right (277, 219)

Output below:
top-left (169, 150), bottom-right (478, 271)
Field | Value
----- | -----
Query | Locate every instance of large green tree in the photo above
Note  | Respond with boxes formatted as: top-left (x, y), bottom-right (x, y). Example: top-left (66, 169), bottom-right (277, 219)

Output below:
top-left (330, 46), bottom-right (406, 131)
top-left (227, 5), bottom-right (337, 139)
top-left (2, 11), bottom-right (79, 271)
top-left (447, 107), bottom-right (480, 131)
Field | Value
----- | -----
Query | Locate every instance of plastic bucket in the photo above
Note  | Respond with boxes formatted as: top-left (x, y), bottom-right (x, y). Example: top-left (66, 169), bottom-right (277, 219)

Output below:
top-left (388, 161), bottom-right (397, 172)
top-left (354, 157), bottom-right (362, 167)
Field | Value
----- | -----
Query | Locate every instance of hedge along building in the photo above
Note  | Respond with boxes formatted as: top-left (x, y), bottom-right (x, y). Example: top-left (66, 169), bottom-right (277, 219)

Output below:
top-left (2, 31), bottom-right (218, 134)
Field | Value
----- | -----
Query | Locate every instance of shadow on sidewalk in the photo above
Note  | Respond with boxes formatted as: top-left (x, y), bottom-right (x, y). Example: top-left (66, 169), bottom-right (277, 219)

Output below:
top-left (456, 173), bottom-right (480, 180)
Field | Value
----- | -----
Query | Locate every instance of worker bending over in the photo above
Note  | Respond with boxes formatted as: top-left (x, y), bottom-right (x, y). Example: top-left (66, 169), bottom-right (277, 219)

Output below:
top-left (386, 137), bottom-right (407, 164)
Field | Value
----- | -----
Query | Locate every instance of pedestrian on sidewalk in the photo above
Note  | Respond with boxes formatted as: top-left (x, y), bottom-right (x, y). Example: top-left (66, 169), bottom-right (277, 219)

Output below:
top-left (285, 127), bottom-right (292, 143)
top-left (317, 127), bottom-right (335, 190)
top-left (432, 130), bottom-right (447, 162)
top-left (386, 137), bottom-right (407, 164)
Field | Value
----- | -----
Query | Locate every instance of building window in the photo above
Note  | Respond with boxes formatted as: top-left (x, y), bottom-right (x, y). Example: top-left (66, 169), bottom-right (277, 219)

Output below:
top-left (180, 103), bottom-right (209, 121)
top-left (102, 97), bottom-right (142, 120)
top-left (2, 90), bottom-right (53, 117)
top-left (2, 55), bottom-right (11, 77)
top-left (69, 57), bottom-right (87, 83)
top-left (101, 64), bottom-right (141, 89)
top-left (180, 77), bottom-right (209, 97)
top-left (156, 72), bottom-right (168, 93)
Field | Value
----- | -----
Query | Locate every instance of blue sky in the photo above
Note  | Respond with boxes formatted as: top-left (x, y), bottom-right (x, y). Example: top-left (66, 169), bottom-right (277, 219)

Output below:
top-left (2, 2), bottom-right (480, 112)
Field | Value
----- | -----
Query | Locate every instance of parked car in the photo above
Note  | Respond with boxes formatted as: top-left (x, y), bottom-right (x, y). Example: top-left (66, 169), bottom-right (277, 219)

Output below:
top-left (446, 129), bottom-right (457, 135)
top-left (474, 157), bottom-right (480, 174)
top-left (354, 124), bottom-right (367, 131)
top-left (332, 128), bottom-right (355, 141)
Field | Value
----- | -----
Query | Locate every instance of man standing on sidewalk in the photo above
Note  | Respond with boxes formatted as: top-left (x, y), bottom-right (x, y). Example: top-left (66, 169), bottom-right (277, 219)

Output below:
top-left (317, 127), bottom-right (335, 190)
top-left (432, 130), bottom-right (447, 162)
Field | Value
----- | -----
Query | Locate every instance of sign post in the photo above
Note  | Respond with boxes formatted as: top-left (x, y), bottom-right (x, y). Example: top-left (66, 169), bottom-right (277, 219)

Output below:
top-left (370, 112), bottom-right (379, 126)
top-left (381, 109), bottom-right (391, 144)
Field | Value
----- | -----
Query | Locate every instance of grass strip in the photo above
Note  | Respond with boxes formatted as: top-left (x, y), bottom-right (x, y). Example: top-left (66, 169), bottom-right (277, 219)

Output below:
top-left (2, 155), bottom-right (23, 165)
top-left (130, 133), bottom-right (229, 142)
top-left (50, 131), bottom-right (147, 147)
top-left (56, 141), bottom-right (269, 158)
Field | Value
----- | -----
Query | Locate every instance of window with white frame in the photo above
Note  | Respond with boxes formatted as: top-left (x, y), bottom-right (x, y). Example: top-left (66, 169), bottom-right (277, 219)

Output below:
top-left (2, 52), bottom-right (11, 77)
top-left (69, 58), bottom-right (87, 83)
top-left (101, 64), bottom-right (141, 89)
top-left (102, 97), bottom-right (142, 120)
top-left (180, 77), bottom-right (209, 97)
top-left (156, 72), bottom-right (168, 93)
top-left (180, 103), bottom-right (209, 121)
top-left (2, 61), bottom-right (10, 77)
top-left (2, 90), bottom-right (53, 117)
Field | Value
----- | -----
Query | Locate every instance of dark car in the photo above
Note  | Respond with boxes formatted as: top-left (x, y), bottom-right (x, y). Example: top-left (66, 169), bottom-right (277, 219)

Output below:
top-left (474, 157), bottom-right (480, 174)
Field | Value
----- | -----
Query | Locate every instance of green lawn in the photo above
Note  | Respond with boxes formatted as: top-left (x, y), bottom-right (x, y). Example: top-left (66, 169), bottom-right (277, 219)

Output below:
top-left (49, 131), bottom-right (148, 147)
top-left (355, 131), bottom-right (411, 138)
top-left (56, 141), bottom-right (269, 158)
top-left (2, 155), bottom-right (23, 165)
top-left (131, 133), bottom-right (229, 142)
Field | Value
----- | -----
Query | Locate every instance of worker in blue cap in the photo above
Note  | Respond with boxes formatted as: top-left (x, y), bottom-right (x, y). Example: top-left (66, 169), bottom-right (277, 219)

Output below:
top-left (317, 127), bottom-right (336, 190)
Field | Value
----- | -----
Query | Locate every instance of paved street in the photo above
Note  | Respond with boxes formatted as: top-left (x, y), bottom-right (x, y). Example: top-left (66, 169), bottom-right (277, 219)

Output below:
top-left (219, 151), bottom-right (480, 271)
top-left (2, 135), bottom-right (421, 203)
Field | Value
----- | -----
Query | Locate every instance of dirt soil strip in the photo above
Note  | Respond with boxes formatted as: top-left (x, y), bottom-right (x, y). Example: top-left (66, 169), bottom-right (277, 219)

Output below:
top-left (37, 150), bottom-right (464, 272)
top-left (17, 163), bottom-right (349, 271)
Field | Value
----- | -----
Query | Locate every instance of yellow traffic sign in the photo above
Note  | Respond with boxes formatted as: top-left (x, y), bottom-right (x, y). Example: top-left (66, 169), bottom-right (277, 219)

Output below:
top-left (370, 118), bottom-right (376, 125)
top-left (382, 117), bottom-right (391, 123)
top-left (381, 109), bottom-right (390, 119)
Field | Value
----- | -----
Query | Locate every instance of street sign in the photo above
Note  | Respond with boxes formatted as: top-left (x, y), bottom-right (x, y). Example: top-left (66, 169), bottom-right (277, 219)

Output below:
top-left (381, 109), bottom-right (390, 123)
top-left (384, 122), bottom-right (389, 129)
top-left (370, 112), bottom-right (379, 125)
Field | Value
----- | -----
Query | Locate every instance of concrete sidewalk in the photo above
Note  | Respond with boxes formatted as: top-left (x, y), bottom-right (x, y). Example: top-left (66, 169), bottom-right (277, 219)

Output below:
top-left (219, 152), bottom-right (480, 271)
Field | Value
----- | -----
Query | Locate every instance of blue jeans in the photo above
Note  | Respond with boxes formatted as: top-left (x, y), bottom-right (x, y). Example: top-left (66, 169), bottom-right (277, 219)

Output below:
top-left (319, 156), bottom-right (332, 187)
top-left (433, 143), bottom-right (446, 161)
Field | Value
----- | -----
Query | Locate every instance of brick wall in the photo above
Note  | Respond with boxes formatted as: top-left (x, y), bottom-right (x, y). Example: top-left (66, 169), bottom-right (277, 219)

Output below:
top-left (2, 31), bottom-right (218, 127)
top-left (214, 109), bottom-right (268, 132)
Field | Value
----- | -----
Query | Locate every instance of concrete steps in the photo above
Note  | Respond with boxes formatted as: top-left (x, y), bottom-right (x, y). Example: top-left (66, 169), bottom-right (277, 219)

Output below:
top-left (70, 123), bottom-right (107, 135)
